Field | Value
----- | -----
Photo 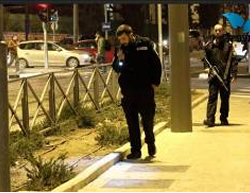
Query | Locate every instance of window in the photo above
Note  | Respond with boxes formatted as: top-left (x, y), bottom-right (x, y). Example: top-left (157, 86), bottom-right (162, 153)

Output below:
top-left (19, 43), bottom-right (36, 50)
top-left (37, 43), bottom-right (45, 50)
top-left (78, 42), bottom-right (97, 49)
top-left (48, 43), bottom-right (59, 51)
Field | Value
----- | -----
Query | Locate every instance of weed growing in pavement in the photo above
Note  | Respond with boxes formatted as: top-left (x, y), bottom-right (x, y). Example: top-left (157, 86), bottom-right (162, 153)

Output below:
top-left (25, 153), bottom-right (74, 191)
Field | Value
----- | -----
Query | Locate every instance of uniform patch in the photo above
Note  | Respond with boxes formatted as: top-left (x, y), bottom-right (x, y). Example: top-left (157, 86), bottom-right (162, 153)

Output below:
top-left (136, 46), bottom-right (148, 51)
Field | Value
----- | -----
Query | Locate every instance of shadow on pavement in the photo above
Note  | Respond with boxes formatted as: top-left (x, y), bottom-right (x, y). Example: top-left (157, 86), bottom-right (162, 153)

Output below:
top-left (193, 122), bottom-right (245, 127)
top-left (123, 156), bottom-right (162, 164)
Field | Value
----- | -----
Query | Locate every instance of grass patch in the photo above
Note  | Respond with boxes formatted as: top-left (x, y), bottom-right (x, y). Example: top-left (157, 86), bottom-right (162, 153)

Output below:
top-left (76, 106), bottom-right (97, 128)
top-left (94, 103), bottom-right (128, 146)
top-left (95, 121), bottom-right (129, 146)
top-left (10, 130), bottom-right (45, 166)
top-left (155, 83), bottom-right (171, 124)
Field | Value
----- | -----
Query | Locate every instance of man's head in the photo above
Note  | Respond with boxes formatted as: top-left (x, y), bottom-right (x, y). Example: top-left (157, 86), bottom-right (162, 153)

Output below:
top-left (214, 24), bottom-right (224, 37)
top-left (12, 35), bottom-right (18, 41)
top-left (116, 24), bottom-right (134, 46)
top-left (95, 31), bottom-right (103, 39)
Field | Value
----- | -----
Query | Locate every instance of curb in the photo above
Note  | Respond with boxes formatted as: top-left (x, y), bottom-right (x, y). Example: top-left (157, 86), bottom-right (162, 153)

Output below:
top-left (52, 122), bottom-right (167, 192)
top-left (52, 92), bottom-right (208, 192)
top-left (192, 91), bottom-right (208, 109)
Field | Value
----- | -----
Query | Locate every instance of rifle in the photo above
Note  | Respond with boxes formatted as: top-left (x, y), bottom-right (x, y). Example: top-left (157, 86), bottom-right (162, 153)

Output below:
top-left (204, 57), bottom-right (229, 92)
top-left (223, 44), bottom-right (233, 81)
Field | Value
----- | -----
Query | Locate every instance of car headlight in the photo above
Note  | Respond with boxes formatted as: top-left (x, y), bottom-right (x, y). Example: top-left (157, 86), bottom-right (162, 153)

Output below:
top-left (82, 54), bottom-right (90, 60)
top-left (163, 40), bottom-right (168, 47)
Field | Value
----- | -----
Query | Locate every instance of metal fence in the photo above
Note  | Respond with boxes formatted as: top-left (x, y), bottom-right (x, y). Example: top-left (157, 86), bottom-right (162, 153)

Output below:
top-left (8, 64), bottom-right (121, 134)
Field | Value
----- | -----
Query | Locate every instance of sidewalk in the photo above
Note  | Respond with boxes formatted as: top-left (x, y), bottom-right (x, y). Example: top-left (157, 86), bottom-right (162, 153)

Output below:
top-left (79, 93), bottom-right (250, 192)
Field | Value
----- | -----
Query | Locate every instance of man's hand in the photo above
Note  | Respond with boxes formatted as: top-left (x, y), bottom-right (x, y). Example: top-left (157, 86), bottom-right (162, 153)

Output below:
top-left (231, 77), bottom-right (237, 85)
top-left (117, 50), bottom-right (125, 60)
top-left (204, 68), bottom-right (209, 73)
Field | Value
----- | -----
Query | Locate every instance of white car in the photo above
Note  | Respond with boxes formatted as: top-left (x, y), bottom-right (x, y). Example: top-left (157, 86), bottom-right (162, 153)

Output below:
top-left (17, 40), bottom-right (94, 68)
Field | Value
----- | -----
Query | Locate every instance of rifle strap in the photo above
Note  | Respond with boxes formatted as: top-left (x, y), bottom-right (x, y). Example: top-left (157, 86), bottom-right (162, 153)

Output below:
top-left (223, 44), bottom-right (233, 80)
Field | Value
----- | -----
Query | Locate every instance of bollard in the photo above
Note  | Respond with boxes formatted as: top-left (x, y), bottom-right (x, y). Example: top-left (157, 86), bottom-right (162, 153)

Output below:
top-left (0, 42), bottom-right (11, 191)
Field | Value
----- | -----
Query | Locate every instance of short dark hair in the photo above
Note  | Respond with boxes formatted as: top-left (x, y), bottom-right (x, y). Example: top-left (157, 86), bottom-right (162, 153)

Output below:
top-left (116, 24), bottom-right (133, 37)
top-left (95, 31), bottom-right (103, 36)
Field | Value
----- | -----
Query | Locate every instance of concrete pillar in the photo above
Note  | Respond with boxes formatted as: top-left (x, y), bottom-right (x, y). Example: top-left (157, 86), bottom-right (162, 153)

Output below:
top-left (168, 4), bottom-right (192, 132)
top-left (0, 5), bottom-right (11, 191)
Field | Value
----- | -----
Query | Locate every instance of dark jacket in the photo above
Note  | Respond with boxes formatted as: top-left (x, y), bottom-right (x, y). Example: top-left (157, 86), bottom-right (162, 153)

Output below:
top-left (204, 35), bottom-right (238, 81)
top-left (112, 35), bottom-right (162, 90)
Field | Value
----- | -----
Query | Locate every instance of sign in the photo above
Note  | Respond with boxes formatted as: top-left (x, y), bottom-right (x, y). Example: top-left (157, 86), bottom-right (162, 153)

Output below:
top-left (102, 22), bottom-right (111, 31)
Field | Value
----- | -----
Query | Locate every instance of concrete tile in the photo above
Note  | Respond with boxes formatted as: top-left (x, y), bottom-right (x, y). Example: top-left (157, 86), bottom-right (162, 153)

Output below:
top-left (102, 179), bottom-right (175, 189)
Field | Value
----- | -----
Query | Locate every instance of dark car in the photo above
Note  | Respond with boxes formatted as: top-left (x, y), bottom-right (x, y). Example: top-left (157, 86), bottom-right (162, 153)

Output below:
top-left (72, 39), bottom-right (114, 63)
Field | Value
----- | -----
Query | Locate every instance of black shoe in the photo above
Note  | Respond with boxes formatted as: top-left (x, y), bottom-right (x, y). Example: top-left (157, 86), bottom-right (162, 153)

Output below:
top-left (127, 152), bottom-right (141, 159)
top-left (221, 119), bottom-right (229, 125)
top-left (203, 119), bottom-right (215, 127)
top-left (148, 144), bottom-right (156, 156)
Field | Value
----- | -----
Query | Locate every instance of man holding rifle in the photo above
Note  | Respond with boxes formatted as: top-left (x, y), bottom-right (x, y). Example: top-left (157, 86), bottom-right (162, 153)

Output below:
top-left (203, 24), bottom-right (238, 127)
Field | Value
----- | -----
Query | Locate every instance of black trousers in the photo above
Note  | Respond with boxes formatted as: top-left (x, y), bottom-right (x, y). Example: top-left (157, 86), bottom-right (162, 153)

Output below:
top-left (121, 87), bottom-right (156, 154)
top-left (206, 78), bottom-right (231, 122)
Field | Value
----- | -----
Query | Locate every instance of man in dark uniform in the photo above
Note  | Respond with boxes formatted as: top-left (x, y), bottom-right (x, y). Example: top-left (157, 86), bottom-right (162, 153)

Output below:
top-left (112, 24), bottom-right (162, 159)
top-left (203, 24), bottom-right (238, 127)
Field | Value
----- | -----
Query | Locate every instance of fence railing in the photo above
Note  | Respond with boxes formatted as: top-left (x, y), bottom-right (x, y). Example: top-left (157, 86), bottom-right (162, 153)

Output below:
top-left (8, 63), bottom-right (121, 134)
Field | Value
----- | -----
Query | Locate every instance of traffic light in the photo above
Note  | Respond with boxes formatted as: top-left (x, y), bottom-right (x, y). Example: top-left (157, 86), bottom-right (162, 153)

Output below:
top-left (34, 4), bottom-right (57, 23)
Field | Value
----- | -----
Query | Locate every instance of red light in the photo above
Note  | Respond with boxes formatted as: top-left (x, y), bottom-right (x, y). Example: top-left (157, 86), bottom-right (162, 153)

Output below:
top-left (34, 3), bottom-right (53, 10)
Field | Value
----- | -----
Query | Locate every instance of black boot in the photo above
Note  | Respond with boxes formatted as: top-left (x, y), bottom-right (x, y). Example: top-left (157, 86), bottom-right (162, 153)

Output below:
top-left (148, 143), bottom-right (156, 156)
top-left (127, 151), bottom-right (141, 159)
top-left (220, 119), bottom-right (229, 125)
top-left (203, 119), bottom-right (215, 127)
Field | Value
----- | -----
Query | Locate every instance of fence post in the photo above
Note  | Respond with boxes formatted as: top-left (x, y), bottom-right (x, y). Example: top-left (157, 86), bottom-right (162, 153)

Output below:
top-left (111, 70), bottom-right (118, 103)
top-left (49, 73), bottom-right (56, 124)
top-left (22, 78), bottom-right (30, 135)
top-left (93, 65), bottom-right (100, 109)
top-left (74, 69), bottom-right (79, 109)
top-left (0, 41), bottom-right (10, 191)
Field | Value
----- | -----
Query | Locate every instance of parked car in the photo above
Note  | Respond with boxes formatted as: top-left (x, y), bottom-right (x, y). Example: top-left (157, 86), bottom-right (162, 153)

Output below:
top-left (17, 40), bottom-right (94, 68)
top-left (72, 39), bottom-right (114, 63)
